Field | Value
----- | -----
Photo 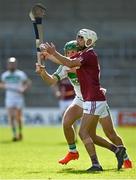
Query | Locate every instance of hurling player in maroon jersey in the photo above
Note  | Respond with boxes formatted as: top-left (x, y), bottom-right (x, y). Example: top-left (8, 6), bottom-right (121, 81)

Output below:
top-left (40, 29), bottom-right (132, 171)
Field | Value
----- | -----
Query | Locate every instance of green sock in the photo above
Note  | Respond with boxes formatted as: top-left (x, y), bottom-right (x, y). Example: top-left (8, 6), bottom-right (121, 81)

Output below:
top-left (12, 126), bottom-right (16, 137)
top-left (69, 144), bottom-right (77, 152)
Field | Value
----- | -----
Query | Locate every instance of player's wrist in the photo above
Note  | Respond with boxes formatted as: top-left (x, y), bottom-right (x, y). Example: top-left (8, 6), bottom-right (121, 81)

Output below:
top-left (40, 66), bottom-right (46, 75)
top-left (52, 50), bottom-right (57, 56)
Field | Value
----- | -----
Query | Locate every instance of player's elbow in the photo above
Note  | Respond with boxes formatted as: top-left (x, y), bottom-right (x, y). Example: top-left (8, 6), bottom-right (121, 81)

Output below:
top-left (48, 78), bottom-right (57, 86)
top-left (70, 62), bottom-right (81, 68)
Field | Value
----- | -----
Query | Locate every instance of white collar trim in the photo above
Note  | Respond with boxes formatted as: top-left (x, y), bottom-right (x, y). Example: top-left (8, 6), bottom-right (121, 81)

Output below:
top-left (86, 47), bottom-right (93, 52)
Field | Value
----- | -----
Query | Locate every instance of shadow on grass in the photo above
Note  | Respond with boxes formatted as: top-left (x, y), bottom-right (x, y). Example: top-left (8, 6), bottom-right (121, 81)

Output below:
top-left (55, 142), bottom-right (67, 146)
top-left (0, 140), bottom-right (13, 144)
top-left (25, 171), bottom-right (44, 174)
top-left (56, 140), bottom-right (79, 146)
top-left (57, 168), bottom-right (101, 174)
top-left (57, 167), bottom-right (123, 174)
top-left (0, 139), bottom-right (23, 144)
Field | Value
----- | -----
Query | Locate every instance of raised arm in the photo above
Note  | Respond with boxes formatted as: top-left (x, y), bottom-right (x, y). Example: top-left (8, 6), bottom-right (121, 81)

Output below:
top-left (41, 42), bottom-right (81, 68)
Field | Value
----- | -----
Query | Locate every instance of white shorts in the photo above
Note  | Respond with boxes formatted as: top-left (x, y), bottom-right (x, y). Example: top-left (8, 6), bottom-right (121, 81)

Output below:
top-left (83, 101), bottom-right (110, 118)
top-left (70, 96), bottom-right (83, 108)
top-left (5, 98), bottom-right (24, 109)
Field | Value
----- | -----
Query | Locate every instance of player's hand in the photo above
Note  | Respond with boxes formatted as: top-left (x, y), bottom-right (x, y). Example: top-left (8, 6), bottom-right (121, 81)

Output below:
top-left (43, 42), bottom-right (56, 55)
top-left (35, 63), bottom-right (45, 74)
top-left (39, 43), bottom-right (46, 51)
top-left (100, 87), bottom-right (107, 95)
top-left (18, 86), bottom-right (26, 93)
top-left (40, 43), bottom-right (50, 60)
top-left (40, 51), bottom-right (49, 60)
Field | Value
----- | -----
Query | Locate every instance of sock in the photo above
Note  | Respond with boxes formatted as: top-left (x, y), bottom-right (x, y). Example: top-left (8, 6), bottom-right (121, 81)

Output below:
top-left (123, 152), bottom-right (129, 160)
top-left (12, 126), bottom-right (16, 138)
top-left (117, 145), bottom-right (124, 148)
top-left (110, 144), bottom-right (119, 154)
top-left (91, 154), bottom-right (100, 167)
top-left (69, 144), bottom-right (77, 152)
top-left (18, 124), bottom-right (22, 135)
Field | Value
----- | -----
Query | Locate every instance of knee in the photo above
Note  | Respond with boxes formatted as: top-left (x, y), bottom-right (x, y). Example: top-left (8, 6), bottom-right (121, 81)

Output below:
top-left (90, 135), bottom-right (97, 144)
top-left (105, 131), bottom-right (117, 141)
top-left (79, 130), bottom-right (94, 145)
top-left (78, 129), bottom-right (89, 140)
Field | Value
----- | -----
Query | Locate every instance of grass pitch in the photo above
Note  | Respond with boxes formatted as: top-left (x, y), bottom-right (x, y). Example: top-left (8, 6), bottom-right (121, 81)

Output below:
top-left (0, 126), bottom-right (135, 179)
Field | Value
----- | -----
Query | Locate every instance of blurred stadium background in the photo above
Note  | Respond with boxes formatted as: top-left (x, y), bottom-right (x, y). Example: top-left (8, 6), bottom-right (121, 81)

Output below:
top-left (0, 0), bottom-right (136, 126)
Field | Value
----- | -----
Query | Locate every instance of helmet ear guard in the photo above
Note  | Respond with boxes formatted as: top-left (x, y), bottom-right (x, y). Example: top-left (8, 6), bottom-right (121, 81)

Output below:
top-left (86, 39), bottom-right (93, 47)
top-left (77, 29), bottom-right (98, 47)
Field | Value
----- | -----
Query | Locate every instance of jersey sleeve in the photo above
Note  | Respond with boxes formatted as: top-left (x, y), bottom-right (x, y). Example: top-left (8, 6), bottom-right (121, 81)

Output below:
top-left (53, 65), bottom-right (70, 81)
top-left (1, 73), bottom-right (6, 82)
top-left (20, 71), bottom-right (28, 82)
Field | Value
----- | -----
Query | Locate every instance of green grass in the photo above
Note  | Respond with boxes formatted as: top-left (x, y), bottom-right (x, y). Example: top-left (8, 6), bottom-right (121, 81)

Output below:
top-left (0, 126), bottom-right (136, 179)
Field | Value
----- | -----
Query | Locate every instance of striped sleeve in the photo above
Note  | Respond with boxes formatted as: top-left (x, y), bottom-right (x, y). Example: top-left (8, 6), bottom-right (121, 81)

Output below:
top-left (53, 65), bottom-right (70, 81)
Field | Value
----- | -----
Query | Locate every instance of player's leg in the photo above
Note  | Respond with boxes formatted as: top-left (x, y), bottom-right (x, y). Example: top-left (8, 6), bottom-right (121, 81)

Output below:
top-left (88, 115), bottom-right (127, 170)
top-left (86, 101), bottom-right (120, 153)
top-left (58, 104), bottom-right (82, 164)
top-left (6, 99), bottom-right (18, 141)
top-left (15, 108), bottom-right (23, 140)
top-left (63, 104), bottom-right (82, 144)
top-left (14, 98), bottom-right (24, 140)
top-left (79, 113), bottom-right (103, 171)
top-left (72, 120), bottom-right (78, 142)
top-left (99, 115), bottom-right (123, 145)
top-left (96, 102), bottom-right (126, 170)
top-left (89, 128), bottom-right (119, 153)
top-left (99, 115), bottom-right (132, 168)
top-left (58, 99), bottom-right (73, 123)
top-left (7, 108), bottom-right (17, 141)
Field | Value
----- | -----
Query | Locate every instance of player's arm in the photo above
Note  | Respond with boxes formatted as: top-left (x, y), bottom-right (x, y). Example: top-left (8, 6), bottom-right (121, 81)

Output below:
top-left (48, 54), bottom-right (62, 65)
top-left (0, 81), bottom-right (15, 91)
top-left (41, 42), bottom-right (81, 68)
top-left (0, 82), bottom-right (21, 93)
top-left (0, 82), bottom-right (6, 89)
top-left (35, 63), bottom-right (58, 85)
top-left (21, 79), bottom-right (32, 93)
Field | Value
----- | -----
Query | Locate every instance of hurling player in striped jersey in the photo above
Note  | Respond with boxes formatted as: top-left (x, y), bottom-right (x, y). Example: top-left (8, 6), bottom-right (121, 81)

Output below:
top-left (0, 57), bottom-right (31, 141)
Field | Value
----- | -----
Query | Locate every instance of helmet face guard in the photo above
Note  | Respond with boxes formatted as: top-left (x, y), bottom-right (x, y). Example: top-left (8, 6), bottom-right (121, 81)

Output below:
top-left (64, 40), bottom-right (78, 52)
top-left (77, 29), bottom-right (98, 47)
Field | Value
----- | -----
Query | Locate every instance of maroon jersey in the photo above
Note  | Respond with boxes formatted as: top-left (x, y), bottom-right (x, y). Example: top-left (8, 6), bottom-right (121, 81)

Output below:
top-left (58, 78), bottom-right (75, 100)
top-left (73, 48), bottom-right (106, 101)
